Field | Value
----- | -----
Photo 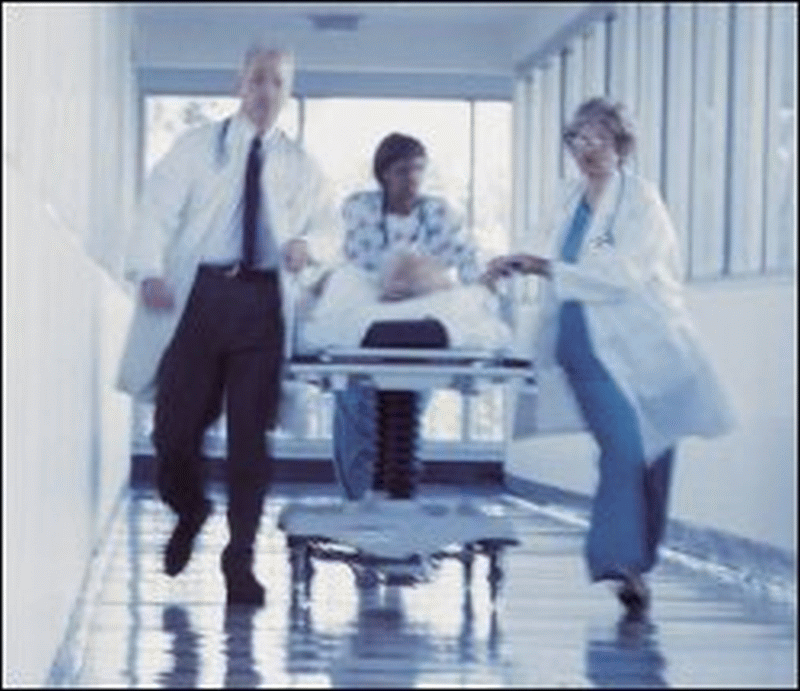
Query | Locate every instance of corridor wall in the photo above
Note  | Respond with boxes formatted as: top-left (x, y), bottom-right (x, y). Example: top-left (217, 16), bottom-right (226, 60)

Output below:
top-left (4, 4), bottom-right (137, 685)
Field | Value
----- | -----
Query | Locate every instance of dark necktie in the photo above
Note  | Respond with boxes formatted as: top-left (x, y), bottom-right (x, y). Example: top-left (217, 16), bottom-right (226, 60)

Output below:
top-left (242, 136), bottom-right (261, 269)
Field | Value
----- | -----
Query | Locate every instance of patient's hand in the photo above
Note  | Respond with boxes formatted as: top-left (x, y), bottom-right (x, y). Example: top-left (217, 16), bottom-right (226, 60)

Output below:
top-left (379, 252), bottom-right (454, 302)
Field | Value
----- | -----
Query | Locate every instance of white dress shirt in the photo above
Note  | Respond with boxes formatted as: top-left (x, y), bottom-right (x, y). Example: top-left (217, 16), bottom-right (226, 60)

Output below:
top-left (196, 114), bottom-right (281, 269)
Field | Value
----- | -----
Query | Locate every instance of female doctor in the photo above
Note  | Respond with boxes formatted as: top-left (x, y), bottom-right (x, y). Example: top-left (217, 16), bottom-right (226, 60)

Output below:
top-left (484, 98), bottom-right (734, 618)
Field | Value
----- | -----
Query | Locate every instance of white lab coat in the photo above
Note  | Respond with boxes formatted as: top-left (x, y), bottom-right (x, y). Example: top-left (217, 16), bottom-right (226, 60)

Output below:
top-left (117, 114), bottom-right (341, 401)
top-left (512, 168), bottom-right (735, 460)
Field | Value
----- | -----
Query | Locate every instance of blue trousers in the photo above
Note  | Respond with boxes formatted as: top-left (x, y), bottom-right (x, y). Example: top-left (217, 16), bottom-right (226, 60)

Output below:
top-left (569, 374), bottom-right (675, 581)
top-left (558, 303), bottom-right (674, 581)
top-left (332, 380), bottom-right (377, 500)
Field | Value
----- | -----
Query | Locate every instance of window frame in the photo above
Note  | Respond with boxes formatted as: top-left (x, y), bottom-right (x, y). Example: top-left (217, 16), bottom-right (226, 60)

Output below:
top-left (514, 1), bottom-right (797, 285)
top-left (135, 76), bottom-right (514, 460)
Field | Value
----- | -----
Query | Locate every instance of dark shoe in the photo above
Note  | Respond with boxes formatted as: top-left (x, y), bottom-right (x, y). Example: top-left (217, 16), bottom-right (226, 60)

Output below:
top-left (224, 570), bottom-right (266, 607)
top-left (164, 499), bottom-right (212, 576)
top-left (222, 547), bottom-right (266, 607)
top-left (616, 574), bottom-right (650, 618)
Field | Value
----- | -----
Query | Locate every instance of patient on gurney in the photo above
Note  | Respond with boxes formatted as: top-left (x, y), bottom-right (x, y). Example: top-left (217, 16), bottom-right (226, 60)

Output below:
top-left (298, 133), bottom-right (509, 500)
top-left (300, 253), bottom-right (511, 351)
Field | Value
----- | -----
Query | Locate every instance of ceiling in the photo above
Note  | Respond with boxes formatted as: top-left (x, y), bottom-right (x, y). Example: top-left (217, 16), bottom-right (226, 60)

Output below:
top-left (132, 2), bottom-right (606, 75)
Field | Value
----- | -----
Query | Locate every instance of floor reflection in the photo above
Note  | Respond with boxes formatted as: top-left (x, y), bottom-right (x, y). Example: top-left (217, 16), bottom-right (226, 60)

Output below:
top-left (76, 487), bottom-right (796, 688)
top-left (286, 572), bottom-right (505, 687)
top-left (158, 605), bottom-right (201, 688)
top-left (223, 605), bottom-right (262, 688)
top-left (585, 614), bottom-right (668, 688)
top-left (331, 583), bottom-right (431, 687)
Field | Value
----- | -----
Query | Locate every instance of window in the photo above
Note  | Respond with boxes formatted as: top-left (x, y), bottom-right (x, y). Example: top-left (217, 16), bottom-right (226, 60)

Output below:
top-left (473, 101), bottom-right (513, 258)
top-left (143, 95), bottom-right (300, 174)
top-left (136, 93), bottom-right (513, 453)
top-left (764, 2), bottom-right (798, 273)
top-left (515, 1), bottom-right (797, 282)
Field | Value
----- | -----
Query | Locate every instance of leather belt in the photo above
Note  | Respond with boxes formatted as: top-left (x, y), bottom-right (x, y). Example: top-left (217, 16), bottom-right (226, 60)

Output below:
top-left (200, 262), bottom-right (277, 281)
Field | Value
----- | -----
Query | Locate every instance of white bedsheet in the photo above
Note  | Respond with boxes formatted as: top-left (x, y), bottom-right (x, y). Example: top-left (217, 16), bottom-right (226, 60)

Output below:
top-left (299, 263), bottom-right (512, 351)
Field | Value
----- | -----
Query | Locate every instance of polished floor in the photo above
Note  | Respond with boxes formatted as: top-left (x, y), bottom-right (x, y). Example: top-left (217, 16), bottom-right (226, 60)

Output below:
top-left (74, 483), bottom-right (797, 688)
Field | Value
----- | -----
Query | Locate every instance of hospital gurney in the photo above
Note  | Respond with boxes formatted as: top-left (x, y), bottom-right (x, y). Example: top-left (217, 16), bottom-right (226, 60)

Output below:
top-left (277, 275), bottom-right (534, 603)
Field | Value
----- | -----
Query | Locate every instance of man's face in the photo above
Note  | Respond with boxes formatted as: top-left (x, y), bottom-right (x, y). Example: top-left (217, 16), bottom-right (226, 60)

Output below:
top-left (239, 52), bottom-right (288, 132)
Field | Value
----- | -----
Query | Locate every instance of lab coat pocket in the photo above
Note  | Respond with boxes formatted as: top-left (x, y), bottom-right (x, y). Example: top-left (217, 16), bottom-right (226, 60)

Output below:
top-left (606, 296), bottom-right (697, 399)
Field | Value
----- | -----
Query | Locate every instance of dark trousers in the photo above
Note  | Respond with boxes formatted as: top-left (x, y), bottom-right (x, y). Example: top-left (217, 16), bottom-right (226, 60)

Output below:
top-left (154, 266), bottom-right (284, 564)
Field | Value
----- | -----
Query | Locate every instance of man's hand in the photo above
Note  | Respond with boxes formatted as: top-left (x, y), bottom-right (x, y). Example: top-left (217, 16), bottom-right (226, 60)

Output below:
top-left (282, 238), bottom-right (310, 273)
top-left (141, 277), bottom-right (175, 310)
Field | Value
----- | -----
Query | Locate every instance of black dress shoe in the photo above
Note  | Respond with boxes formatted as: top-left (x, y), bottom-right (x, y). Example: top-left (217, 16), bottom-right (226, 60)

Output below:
top-left (224, 570), bottom-right (266, 607)
top-left (164, 499), bottom-right (212, 576)
top-left (221, 547), bottom-right (266, 607)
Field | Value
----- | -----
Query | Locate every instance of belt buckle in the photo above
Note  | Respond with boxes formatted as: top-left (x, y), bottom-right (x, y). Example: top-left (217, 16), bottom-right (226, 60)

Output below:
top-left (224, 262), bottom-right (241, 278)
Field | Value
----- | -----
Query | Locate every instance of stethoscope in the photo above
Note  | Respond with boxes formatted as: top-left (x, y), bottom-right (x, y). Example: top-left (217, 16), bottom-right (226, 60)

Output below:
top-left (215, 117), bottom-right (233, 168)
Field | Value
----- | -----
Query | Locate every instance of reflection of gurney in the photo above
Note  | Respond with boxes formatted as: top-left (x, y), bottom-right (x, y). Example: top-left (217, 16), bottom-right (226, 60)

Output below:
top-left (277, 275), bottom-right (533, 603)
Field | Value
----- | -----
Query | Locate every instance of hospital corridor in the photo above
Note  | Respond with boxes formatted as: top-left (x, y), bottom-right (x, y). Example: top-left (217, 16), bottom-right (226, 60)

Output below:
top-left (4, 3), bottom-right (797, 688)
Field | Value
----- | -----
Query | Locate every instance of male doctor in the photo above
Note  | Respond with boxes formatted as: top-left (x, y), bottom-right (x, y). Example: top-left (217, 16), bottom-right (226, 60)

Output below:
top-left (118, 45), bottom-right (339, 606)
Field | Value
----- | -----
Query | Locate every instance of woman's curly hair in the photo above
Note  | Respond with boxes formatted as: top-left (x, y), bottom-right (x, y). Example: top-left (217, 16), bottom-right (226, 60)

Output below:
top-left (563, 98), bottom-right (636, 163)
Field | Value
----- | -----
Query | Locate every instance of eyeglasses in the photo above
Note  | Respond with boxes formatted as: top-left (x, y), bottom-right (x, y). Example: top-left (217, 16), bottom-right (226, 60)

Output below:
top-left (563, 131), bottom-right (614, 149)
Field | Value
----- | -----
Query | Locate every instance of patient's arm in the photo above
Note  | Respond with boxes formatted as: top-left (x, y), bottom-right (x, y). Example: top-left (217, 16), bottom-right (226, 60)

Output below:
top-left (379, 252), bottom-right (454, 302)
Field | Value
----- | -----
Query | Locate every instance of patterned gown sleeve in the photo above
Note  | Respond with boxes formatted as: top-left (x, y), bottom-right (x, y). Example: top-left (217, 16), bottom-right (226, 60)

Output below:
top-left (423, 197), bottom-right (480, 284)
top-left (342, 192), bottom-right (382, 272)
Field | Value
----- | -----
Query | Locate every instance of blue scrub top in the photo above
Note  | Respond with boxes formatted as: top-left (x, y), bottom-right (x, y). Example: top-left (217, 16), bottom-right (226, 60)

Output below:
top-left (556, 198), bottom-right (612, 381)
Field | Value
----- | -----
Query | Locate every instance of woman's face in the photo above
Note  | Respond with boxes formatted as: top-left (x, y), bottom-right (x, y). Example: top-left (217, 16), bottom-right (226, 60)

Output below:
top-left (565, 119), bottom-right (619, 179)
top-left (381, 155), bottom-right (427, 203)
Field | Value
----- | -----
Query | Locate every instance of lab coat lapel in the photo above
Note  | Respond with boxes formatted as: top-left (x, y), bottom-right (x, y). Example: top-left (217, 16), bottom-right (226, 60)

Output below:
top-left (174, 117), bottom-right (246, 270)
top-left (265, 136), bottom-right (304, 246)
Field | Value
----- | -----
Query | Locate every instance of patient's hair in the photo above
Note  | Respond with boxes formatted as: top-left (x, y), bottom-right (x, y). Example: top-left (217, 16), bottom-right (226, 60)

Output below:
top-left (373, 133), bottom-right (427, 186)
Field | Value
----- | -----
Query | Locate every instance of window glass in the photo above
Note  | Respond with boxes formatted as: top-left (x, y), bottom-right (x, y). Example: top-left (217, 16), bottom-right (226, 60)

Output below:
top-left (765, 3), bottom-right (797, 272)
top-left (143, 95), bottom-right (299, 173)
top-left (303, 97), bottom-right (470, 219)
top-left (139, 93), bottom-right (512, 448)
top-left (473, 101), bottom-right (513, 257)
